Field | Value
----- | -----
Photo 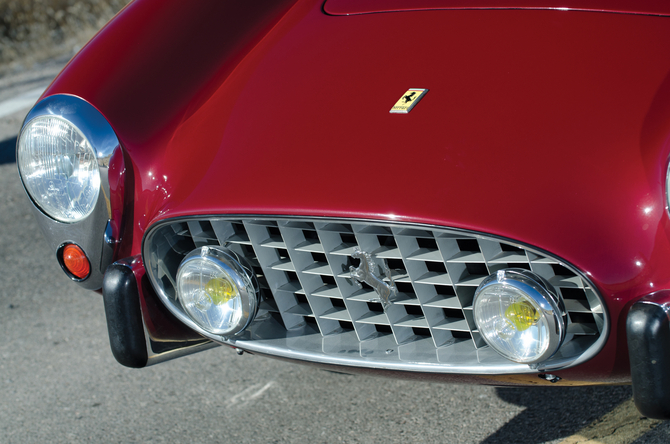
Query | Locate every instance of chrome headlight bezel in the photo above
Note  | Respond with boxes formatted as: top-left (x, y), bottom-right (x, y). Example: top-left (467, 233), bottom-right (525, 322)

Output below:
top-left (176, 246), bottom-right (260, 337)
top-left (473, 268), bottom-right (567, 365)
top-left (17, 94), bottom-right (118, 224)
top-left (17, 94), bottom-right (121, 290)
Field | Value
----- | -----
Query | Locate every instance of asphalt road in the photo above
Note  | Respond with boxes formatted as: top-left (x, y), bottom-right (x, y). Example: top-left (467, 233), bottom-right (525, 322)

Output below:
top-left (1, 62), bottom-right (670, 444)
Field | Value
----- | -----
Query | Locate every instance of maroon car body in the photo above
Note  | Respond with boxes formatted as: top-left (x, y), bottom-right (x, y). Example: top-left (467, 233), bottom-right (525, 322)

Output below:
top-left (18, 0), bottom-right (670, 418)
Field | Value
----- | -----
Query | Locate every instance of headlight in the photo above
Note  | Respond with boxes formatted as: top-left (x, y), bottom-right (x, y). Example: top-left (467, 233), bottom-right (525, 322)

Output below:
top-left (176, 246), bottom-right (259, 336)
top-left (17, 115), bottom-right (100, 223)
top-left (473, 268), bottom-right (567, 364)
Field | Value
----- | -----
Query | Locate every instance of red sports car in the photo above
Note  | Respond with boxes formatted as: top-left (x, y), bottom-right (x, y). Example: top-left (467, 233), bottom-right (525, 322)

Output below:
top-left (16, 0), bottom-right (670, 419)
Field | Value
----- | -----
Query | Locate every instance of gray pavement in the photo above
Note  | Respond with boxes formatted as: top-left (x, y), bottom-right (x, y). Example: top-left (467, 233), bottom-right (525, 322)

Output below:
top-left (1, 65), bottom-right (669, 444)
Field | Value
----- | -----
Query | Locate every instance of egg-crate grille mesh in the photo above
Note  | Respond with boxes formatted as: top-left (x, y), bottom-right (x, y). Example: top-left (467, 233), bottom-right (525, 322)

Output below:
top-left (146, 217), bottom-right (605, 360)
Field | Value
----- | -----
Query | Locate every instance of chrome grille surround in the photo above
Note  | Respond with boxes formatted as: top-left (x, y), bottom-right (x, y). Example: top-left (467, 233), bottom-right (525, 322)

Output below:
top-left (143, 216), bottom-right (608, 374)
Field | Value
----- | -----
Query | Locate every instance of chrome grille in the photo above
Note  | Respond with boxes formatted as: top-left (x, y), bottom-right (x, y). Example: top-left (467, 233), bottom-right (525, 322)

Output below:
top-left (144, 217), bottom-right (607, 373)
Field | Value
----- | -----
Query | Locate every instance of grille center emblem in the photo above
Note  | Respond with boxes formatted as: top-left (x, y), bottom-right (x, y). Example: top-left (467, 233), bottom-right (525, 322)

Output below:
top-left (349, 248), bottom-right (397, 309)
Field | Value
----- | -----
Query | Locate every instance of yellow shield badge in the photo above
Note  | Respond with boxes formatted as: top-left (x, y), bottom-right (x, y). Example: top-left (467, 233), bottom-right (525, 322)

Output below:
top-left (390, 88), bottom-right (428, 114)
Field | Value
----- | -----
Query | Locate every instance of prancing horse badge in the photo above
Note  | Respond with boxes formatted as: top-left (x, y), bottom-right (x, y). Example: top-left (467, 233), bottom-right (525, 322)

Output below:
top-left (390, 88), bottom-right (428, 114)
top-left (349, 247), bottom-right (397, 309)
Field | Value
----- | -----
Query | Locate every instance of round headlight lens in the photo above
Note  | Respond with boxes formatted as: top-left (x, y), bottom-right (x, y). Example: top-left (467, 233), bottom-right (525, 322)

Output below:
top-left (17, 116), bottom-right (100, 223)
top-left (473, 269), bottom-right (566, 364)
top-left (176, 246), bottom-right (259, 336)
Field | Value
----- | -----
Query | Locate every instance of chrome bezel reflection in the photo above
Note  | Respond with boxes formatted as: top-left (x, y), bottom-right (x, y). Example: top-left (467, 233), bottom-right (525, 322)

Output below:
top-left (176, 246), bottom-right (259, 337)
top-left (473, 268), bottom-right (567, 365)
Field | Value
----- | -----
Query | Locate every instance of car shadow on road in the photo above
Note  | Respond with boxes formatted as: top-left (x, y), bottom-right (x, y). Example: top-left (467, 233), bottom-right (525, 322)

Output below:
top-left (0, 136), bottom-right (17, 164)
top-left (481, 385), bottom-right (632, 443)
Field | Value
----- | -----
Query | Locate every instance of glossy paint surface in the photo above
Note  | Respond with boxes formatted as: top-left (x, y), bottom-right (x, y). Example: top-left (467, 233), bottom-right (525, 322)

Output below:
top-left (43, 0), bottom-right (670, 382)
top-left (324, 0), bottom-right (670, 16)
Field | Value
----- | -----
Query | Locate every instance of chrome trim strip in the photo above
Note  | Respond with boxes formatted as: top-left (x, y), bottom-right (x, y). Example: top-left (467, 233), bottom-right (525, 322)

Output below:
top-left (142, 215), bottom-right (610, 374)
top-left (144, 334), bottom-right (219, 367)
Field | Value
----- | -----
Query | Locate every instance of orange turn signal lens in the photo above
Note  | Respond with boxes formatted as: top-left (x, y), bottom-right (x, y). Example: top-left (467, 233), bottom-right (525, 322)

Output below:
top-left (62, 243), bottom-right (90, 279)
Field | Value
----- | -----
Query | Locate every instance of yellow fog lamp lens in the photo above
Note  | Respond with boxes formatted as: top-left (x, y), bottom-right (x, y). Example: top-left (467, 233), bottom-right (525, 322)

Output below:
top-left (205, 278), bottom-right (237, 305)
top-left (473, 269), bottom-right (566, 364)
top-left (505, 300), bottom-right (541, 331)
top-left (176, 246), bottom-right (259, 336)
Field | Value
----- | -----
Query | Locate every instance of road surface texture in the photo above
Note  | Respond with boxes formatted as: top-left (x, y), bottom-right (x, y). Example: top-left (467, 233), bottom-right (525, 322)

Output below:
top-left (1, 59), bottom-right (670, 444)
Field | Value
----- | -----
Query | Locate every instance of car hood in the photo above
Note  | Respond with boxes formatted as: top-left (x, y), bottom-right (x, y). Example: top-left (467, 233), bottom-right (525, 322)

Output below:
top-left (48, 0), bottom-right (670, 295)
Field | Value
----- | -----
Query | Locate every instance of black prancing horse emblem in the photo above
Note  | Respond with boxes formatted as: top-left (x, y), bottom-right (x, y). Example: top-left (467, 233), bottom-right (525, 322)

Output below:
top-left (402, 92), bottom-right (416, 103)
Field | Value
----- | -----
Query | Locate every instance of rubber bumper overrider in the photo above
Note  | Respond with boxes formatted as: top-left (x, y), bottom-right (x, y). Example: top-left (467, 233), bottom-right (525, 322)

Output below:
top-left (627, 291), bottom-right (670, 419)
top-left (102, 262), bottom-right (149, 368)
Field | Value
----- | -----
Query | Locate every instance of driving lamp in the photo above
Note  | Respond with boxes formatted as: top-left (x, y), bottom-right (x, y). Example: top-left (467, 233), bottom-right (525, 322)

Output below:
top-left (176, 246), bottom-right (259, 336)
top-left (17, 115), bottom-right (100, 223)
top-left (473, 268), bottom-right (567, 364)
